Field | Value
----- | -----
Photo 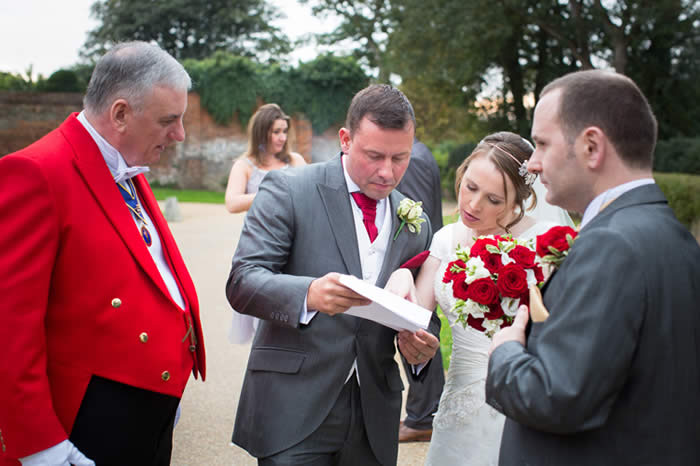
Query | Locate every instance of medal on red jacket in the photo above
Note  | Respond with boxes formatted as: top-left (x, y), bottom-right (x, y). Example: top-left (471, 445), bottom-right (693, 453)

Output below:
top-left (141, 224), bottom-right (152, 246)
top-left (117, 178), bottom-right (153, 247)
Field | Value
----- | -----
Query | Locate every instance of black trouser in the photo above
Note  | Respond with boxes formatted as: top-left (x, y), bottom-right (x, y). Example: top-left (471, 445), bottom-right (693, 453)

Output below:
top-left (404, 350), bottom-right (445, 430)
top-left (69, 376), bottom-right (179, 466)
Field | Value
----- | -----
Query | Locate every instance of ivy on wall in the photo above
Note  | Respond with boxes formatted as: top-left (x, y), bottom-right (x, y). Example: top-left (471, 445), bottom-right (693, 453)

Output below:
top-left (183, 52), bottom-right (369, 133)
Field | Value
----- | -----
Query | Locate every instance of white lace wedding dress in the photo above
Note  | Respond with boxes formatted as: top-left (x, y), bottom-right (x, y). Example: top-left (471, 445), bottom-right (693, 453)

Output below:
top-left (424, 219), bottom-right (558, 466)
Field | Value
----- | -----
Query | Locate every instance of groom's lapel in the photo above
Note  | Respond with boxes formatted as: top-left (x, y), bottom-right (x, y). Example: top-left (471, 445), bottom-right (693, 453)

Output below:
top-left (317, 160), bottom-right (363, 278)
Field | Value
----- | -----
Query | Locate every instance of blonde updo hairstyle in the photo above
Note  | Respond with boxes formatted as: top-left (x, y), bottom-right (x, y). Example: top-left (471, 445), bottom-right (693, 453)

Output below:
top-left (454, 131), bottom-right (537, 232)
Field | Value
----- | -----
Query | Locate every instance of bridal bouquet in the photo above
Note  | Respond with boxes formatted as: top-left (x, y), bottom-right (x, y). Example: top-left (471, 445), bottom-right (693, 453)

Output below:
top-left (442, 235), bottom-right (544, 337)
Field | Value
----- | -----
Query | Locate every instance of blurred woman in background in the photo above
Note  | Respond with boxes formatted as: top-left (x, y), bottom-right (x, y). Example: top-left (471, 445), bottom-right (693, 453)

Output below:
top-left (225, 103), bottom-right (306, 343)
top-left (225, 103), bottom-right (306, 214)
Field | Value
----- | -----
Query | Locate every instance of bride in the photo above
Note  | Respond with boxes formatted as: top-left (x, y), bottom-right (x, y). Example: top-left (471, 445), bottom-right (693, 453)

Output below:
top-left (386, 131), bottom-right (572, 465)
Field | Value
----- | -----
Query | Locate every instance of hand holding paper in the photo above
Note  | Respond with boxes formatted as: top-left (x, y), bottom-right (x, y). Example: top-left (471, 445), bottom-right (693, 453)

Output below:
top-left (308, 272), bottom-right (372, 316)
top-left (338, 274), bottom-right (432, 332)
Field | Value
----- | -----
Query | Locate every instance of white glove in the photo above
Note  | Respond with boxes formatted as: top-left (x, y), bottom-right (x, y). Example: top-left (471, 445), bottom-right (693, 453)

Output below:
top-left (19, 439), bottom-right (95, 466)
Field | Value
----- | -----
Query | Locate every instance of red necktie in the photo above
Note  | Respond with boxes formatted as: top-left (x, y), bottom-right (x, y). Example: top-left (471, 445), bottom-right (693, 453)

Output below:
top-left (351, 192), bottom-right (378, 242)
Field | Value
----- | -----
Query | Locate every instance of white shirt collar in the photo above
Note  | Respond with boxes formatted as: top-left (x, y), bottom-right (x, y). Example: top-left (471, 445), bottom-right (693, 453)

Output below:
top-left (76, 110), bottom-right (149, 183)
top-left (580, 178), bottom-right (655, 229)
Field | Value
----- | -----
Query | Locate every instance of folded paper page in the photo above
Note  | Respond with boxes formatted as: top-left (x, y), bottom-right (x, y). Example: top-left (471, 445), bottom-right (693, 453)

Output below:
top-left (339, 275), bottom-right (432, 332)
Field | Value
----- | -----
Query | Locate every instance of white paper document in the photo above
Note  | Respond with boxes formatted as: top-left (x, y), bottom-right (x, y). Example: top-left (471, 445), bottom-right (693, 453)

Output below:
top-left (338, 275), bottom-right (432, 332)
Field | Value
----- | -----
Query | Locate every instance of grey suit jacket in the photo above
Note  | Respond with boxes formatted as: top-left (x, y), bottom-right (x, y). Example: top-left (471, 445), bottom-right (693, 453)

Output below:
top-left (226, 156), bottom-right (438, 465)
top-left (486, 184), bottom-right (700, 465)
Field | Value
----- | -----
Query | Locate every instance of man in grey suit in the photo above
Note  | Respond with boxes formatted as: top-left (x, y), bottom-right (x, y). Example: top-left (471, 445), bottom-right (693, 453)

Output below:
top-left (226, 84), bottom-right (441, 466)
top-left (395, 138), bottom-right (445, 442)
top-left (486, 69), bottom-right (700, 465)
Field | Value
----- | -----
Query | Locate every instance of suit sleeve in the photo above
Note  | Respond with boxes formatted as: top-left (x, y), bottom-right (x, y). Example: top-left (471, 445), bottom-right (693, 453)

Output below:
top-left (225, 170), bottom-right (313, 327)
top-left (485, 227), bottom-right (646, 433)
top-left (0, 155), bottom-right (68, 458)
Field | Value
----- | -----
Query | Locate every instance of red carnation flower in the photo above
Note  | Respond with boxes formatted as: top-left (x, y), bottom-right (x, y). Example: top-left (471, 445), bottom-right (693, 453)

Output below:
top-left (465, 277), bottom-right (499, 305)
top-left (496, 264), bottom-right (529, 298)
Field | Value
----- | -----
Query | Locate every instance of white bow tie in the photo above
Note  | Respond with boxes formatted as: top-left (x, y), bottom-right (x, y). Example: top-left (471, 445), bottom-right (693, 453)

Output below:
top-left (112, 165), bottom-right (149, 184)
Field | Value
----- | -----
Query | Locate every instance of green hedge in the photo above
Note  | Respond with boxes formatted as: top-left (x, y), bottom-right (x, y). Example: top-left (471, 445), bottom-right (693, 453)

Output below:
top-left (183, 52), bottom-right (369, 133)
top-left (654, 173), bottom-right (700, 230)
top-left (654, 137), bottom-right (700, 175)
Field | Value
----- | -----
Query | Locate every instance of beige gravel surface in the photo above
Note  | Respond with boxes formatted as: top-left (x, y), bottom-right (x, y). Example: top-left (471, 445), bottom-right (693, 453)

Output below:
top-left (167, 202), bottom-right (430, 466)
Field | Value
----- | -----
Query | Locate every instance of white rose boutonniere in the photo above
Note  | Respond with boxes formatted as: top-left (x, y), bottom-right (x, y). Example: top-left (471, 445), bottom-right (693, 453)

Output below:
top-left (393, 198), bottom-right (426, 241)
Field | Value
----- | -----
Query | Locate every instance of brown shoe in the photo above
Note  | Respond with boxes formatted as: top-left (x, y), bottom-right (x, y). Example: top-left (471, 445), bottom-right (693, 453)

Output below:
top-left (398, 420), bottom-right (432, 443)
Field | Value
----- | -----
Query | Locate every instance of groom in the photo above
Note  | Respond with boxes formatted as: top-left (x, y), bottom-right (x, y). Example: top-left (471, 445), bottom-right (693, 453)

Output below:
top-left (486, 69), bottom-right (700, 465)
top-left (226, 84), bottom-right (441, 465)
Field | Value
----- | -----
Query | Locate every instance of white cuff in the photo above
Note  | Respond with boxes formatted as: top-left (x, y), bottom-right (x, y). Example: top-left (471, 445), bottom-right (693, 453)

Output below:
top-left (300, 293), bottom-right (317, 325)
top-left (19, 439), bottom-right (95, 466)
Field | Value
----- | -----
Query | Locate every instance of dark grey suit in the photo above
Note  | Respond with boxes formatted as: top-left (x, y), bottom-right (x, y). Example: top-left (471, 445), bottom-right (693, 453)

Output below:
top-left (396, 139), bottom-right (445, 431)
top-left (486, 184), bottom-right (700, 465)
top-left (227, 156), bottom-right (439, 465)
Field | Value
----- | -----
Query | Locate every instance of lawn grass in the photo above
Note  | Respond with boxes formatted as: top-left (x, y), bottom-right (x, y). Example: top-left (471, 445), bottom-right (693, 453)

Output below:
top-left (438, 212), bottom-right (459, 370)
top-left (437, 306), bottom-right (453, 370)
top-left (152, 187), bottom-right (225, 204)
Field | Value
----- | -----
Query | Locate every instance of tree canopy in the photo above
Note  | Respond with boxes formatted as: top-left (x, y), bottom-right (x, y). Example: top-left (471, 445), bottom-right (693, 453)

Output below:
top-left (300, 0), bottom-right (396, 82)
top-left (303, 0), bottom-right (700, 141)
top-left (82, 0), bottom-right (290, 61)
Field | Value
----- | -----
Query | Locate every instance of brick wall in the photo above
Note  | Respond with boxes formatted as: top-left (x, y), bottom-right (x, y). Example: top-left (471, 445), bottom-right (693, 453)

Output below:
top-left (0, 91), bottom-right (340, 190)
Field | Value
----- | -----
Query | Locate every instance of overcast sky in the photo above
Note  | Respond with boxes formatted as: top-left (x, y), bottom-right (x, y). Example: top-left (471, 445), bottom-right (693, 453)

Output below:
top-left (0, 0), bottom-right (337, 78)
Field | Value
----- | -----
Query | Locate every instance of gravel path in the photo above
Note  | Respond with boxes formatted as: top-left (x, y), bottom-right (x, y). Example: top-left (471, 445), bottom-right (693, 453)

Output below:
top-left (167, 202), bottom-right (430, 466)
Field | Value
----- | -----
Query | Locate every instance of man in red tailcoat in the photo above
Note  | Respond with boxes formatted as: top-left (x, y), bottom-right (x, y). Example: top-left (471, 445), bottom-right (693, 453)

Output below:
top-left (0, 41), bottom-right (205, 465)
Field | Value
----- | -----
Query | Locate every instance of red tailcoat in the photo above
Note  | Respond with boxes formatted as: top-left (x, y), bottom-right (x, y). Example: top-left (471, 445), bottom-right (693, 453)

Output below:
top-left (0, 114), bottom-right (206, 461)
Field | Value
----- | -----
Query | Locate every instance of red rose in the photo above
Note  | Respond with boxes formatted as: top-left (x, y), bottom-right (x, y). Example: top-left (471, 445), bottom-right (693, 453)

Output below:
top-left (496, 264), bottom-right (528, 298)
top-left (465, 277), bottom-right (499, 305)
top-left (467, 314), bottom-right (485, 332)
top-left (451, 273), bottom-right (469, 300)
top-left (479, 251), bottom-right (503, 275)
top-left (536, 226), bottom-right (577, 257)
top-left (470, 237), bottom-right (498, 258)
top-left (508, 245), bottom-right (536, 267)
top-left (484, 302), bottom-right (505, 320)
top-left (532, 264), bottom-right (544, 283)
top-left (443, 259), bottom-right (466, 283)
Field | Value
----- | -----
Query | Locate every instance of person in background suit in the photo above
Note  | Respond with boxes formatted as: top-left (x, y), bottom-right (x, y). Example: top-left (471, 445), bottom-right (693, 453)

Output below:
top-left (226, 84), bottom-right (441, 466)
top-left (395, 138), bottom-right (445, 442)
top-left (486, 69), bottom-right (700, 465)
top-left (0, 41), bottom-right (205, 466)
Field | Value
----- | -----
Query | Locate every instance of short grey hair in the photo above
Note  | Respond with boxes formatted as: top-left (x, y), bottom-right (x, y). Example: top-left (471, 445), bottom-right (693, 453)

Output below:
top-left (84, 41), bottom-right (191, 115)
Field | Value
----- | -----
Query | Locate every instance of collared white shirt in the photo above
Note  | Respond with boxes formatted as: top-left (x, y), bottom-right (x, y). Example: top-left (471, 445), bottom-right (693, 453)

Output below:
top-left (76, 111), bottom-right (186, 310)
top-left (77, 111), bottom-right (150, 183)
top-left (343, 156), bottom-right (392, 284)
top-left (580, 178), bottom-right (655, 230)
